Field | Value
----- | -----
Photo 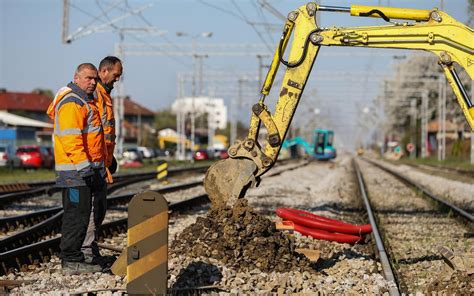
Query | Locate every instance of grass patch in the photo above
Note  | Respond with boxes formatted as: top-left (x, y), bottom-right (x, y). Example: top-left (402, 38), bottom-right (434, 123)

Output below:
top-left (0, 167), bottom-right (55, 184)
top-left (119, 159), bottom-right (214, 173)
top-left (0, 159), bottom-right (215, 184)
top-left (393, 156), bottom-right (474, 171)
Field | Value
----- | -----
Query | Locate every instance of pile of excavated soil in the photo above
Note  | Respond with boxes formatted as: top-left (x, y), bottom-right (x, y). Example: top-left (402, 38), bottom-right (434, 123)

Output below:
top-left (171, 199), bottom-right (310, 272)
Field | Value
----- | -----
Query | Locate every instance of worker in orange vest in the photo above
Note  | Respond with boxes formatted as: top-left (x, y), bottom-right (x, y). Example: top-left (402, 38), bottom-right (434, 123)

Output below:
top-left (47, 63), bottom-right (105, 274)
top-left (96, 56), bottom-right (122, 176)
top-left (81, 56), bottom-right (123, 268)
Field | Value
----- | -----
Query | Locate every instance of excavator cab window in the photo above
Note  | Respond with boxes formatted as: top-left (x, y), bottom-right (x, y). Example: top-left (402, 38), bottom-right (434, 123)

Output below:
top-left (327, 133), bottom-right (334, 146)
top-left (315, 132), bottom-right (326, 155)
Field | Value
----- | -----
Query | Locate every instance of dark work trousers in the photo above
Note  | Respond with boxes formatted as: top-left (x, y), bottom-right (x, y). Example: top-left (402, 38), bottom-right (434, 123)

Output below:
top-left (60, 186), bottom-right (92, 262)
top-left (82, 172), bottom-right (107, 258)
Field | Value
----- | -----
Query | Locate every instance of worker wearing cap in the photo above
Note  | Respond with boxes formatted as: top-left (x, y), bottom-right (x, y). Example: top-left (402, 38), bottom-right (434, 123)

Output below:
top-left (47, 63), bottom-right (106, 274)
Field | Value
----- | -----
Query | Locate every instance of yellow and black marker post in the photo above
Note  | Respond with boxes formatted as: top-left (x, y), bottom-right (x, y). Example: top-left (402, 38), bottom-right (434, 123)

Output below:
top-left (126, 191), bottom-right (168, 295)
top-left (156, 161), bottom-right (168, 181)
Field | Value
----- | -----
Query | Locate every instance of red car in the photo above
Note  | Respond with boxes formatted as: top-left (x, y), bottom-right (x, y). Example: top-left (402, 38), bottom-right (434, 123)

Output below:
top-left (193, 150), bottom-right (209, 161)
top-left (217, 149), bottom-right (229, 159)
top-left (16, 145), bottom-right (54, 169)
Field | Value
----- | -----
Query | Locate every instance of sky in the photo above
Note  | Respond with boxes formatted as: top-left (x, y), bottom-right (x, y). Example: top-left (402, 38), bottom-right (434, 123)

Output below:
top-left (0, 0), bottom-right (471, 149)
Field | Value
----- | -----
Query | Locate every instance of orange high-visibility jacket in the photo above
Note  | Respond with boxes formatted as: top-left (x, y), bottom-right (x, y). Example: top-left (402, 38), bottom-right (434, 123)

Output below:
top-left (95, 82), bottom-right (116, 168)
top-left (47, 83), bottom-right (106, 187)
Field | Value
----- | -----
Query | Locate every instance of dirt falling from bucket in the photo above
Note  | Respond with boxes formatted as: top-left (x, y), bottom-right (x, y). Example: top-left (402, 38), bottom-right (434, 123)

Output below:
top-left (171, 199), bottom-right (310, 272)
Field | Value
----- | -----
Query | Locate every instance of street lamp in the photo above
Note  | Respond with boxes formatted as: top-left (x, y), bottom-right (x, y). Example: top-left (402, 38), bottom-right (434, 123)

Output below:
top-left (133, 105), bottom-right (142, 146)
top-left (176, 31), bottom-right (213, 160)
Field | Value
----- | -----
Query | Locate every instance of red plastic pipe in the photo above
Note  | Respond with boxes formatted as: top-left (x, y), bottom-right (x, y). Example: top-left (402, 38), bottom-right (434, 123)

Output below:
top-left (276, 208), bottom-right (372, 235)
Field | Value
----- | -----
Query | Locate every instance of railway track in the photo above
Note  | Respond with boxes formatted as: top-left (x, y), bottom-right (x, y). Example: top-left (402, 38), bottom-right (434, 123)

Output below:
top-left (0, 165), bottom-right (209, 232)
top-left (0, 180), bottom-right (203, 253)
top-left (389, 161), bottom-right (474, 184)
top-left (0, 192), bottom-right (209, 275)
top-left (5, 158), bottom-right (469, 294)
top-left (0, 160), bottom-right (302, 276)
top-left (0, 165), bottom-right (209, 207)
top-left (355, 158), bottom-right (473, 294)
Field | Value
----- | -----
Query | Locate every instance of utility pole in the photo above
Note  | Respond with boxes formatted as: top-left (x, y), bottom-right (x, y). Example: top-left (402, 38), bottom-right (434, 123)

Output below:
top-left (410, 98), bottom-right (417, 159)
top-left (421, 91), bottom-right (428, 158)
top-left (256, 54), bottom-right (265, 90)
top-left (437, 75), bottom-right (443, 161)
top-left (176, 107), bottom-right (181, 160)
top-left (176, 74), bottom-right (184, 160)
top-left (136, 107), bottom-right (142, 146)
top-left (196, 54), bottom-right (208, 96)
top-left (442, 79), bottom-right (447, 161)
top-left (114, 38), bottom-right (125, 156)
top-left (61, 0), bottom-right (70, 44)
top-left (436, 74), bottom-right (447, 161)
top-left (231, 78), bottom-right (247, 145)
top-left (208, 102), bottom-right (215, 153)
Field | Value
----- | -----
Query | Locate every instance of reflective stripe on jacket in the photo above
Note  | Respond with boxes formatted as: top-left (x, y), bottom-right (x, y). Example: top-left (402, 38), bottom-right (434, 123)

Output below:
top-left (95, 82), bottom-right (116, 167)
top-left (47, 83), bottom-right (106, 187)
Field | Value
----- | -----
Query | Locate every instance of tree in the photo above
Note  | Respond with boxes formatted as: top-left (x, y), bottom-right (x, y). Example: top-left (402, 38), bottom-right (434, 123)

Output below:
top-left (381, 51), bottom-right (471, 138)
top-left (155, 109), bottom-right (176, 131)
top-left (32, 88), bottom-right (54, 99)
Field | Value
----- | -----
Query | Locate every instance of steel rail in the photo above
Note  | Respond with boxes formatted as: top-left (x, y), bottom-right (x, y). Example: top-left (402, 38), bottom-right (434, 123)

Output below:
top-left (400, 162), bottom-right (474, 179)
top-left (0, 180), bottom-right (203, 234)
top-left (0, 159), bottom-right (298, 274)
top-left (363, 158), bottom-right (474, 223)
top-left (0, 207), bottom-right (62, 234)
top-left (0, 180), bottom-right (204, 252)
top-left (352, 159), bottom-right (401, 296)
top-left (0, 187), bottom-right (51, 208)
top-left (0, 165), bottom-right (210, 206)
top-left (0, 194), bottom-right (209, 275)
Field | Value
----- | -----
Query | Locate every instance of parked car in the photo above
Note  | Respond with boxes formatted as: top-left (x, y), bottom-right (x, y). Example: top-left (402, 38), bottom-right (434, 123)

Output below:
top-left (16, 145), bottom-right (54, 169)
top-left (193, 149), bottom-right (210, 161)
top-left (123, 148), bottom-right (143, 162)
top-left (0, 144), bottom-right (21, 168)
top-left (137, 146), bottom-right (155, 159)
top-left (154, 148), bottom-right (171, 158)
top-left (216, 149), bottom-right (229, 159)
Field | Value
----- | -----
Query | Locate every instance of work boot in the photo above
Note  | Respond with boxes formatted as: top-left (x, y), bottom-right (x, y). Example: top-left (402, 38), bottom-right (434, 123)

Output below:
top-left (91, 255), bottom-right (117, 269)
top-left (61, 261), bottom-right (102, 275)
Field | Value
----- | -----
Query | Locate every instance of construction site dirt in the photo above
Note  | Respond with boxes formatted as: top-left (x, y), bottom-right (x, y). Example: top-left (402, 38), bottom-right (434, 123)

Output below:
top-left (171, 198), bottom-right (311, 274)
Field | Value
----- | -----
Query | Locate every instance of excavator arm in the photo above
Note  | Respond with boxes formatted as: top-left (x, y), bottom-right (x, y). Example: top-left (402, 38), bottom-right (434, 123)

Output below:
top-left (204, 2), bottom-right (474, 208)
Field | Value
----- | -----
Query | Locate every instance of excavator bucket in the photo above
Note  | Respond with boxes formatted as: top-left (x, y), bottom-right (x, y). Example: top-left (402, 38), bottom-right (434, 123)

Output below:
top-left (204, 158), bottom-right (257, 208)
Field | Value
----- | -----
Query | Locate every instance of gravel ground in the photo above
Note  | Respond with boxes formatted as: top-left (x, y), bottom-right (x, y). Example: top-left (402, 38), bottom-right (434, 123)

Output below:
top-left (371, 157), bottom-right (474, 211)
top-left (170, 157), bottom-right (388, 294)
top-left (0, 191), bottom-right (62, 218)
top-left (0, 175), bottom-right (207, 295)
top-left (3, 157), bottom-right (390, 294)
top-left (357, 159), bottom-right (473, 294)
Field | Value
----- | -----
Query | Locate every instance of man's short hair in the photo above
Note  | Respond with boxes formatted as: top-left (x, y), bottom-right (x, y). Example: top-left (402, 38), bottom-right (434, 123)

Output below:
top-left (99, 56), bottom-right (122, 71)
top-left (76, 63), bottom-right (97, 74)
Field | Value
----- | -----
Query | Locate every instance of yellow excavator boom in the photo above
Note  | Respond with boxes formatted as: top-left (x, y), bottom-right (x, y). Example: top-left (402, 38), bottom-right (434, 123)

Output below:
top-left (204, 2), bottom-right (474, 208)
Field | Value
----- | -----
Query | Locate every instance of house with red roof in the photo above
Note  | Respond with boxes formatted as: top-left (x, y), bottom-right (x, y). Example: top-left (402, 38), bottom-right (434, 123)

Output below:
top-left (0, 89), bottom-right (156, 146)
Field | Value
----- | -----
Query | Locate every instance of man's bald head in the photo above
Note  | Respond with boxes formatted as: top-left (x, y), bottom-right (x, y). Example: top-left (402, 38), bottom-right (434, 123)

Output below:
top-left (74, 63), bottom-right (98, 95)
